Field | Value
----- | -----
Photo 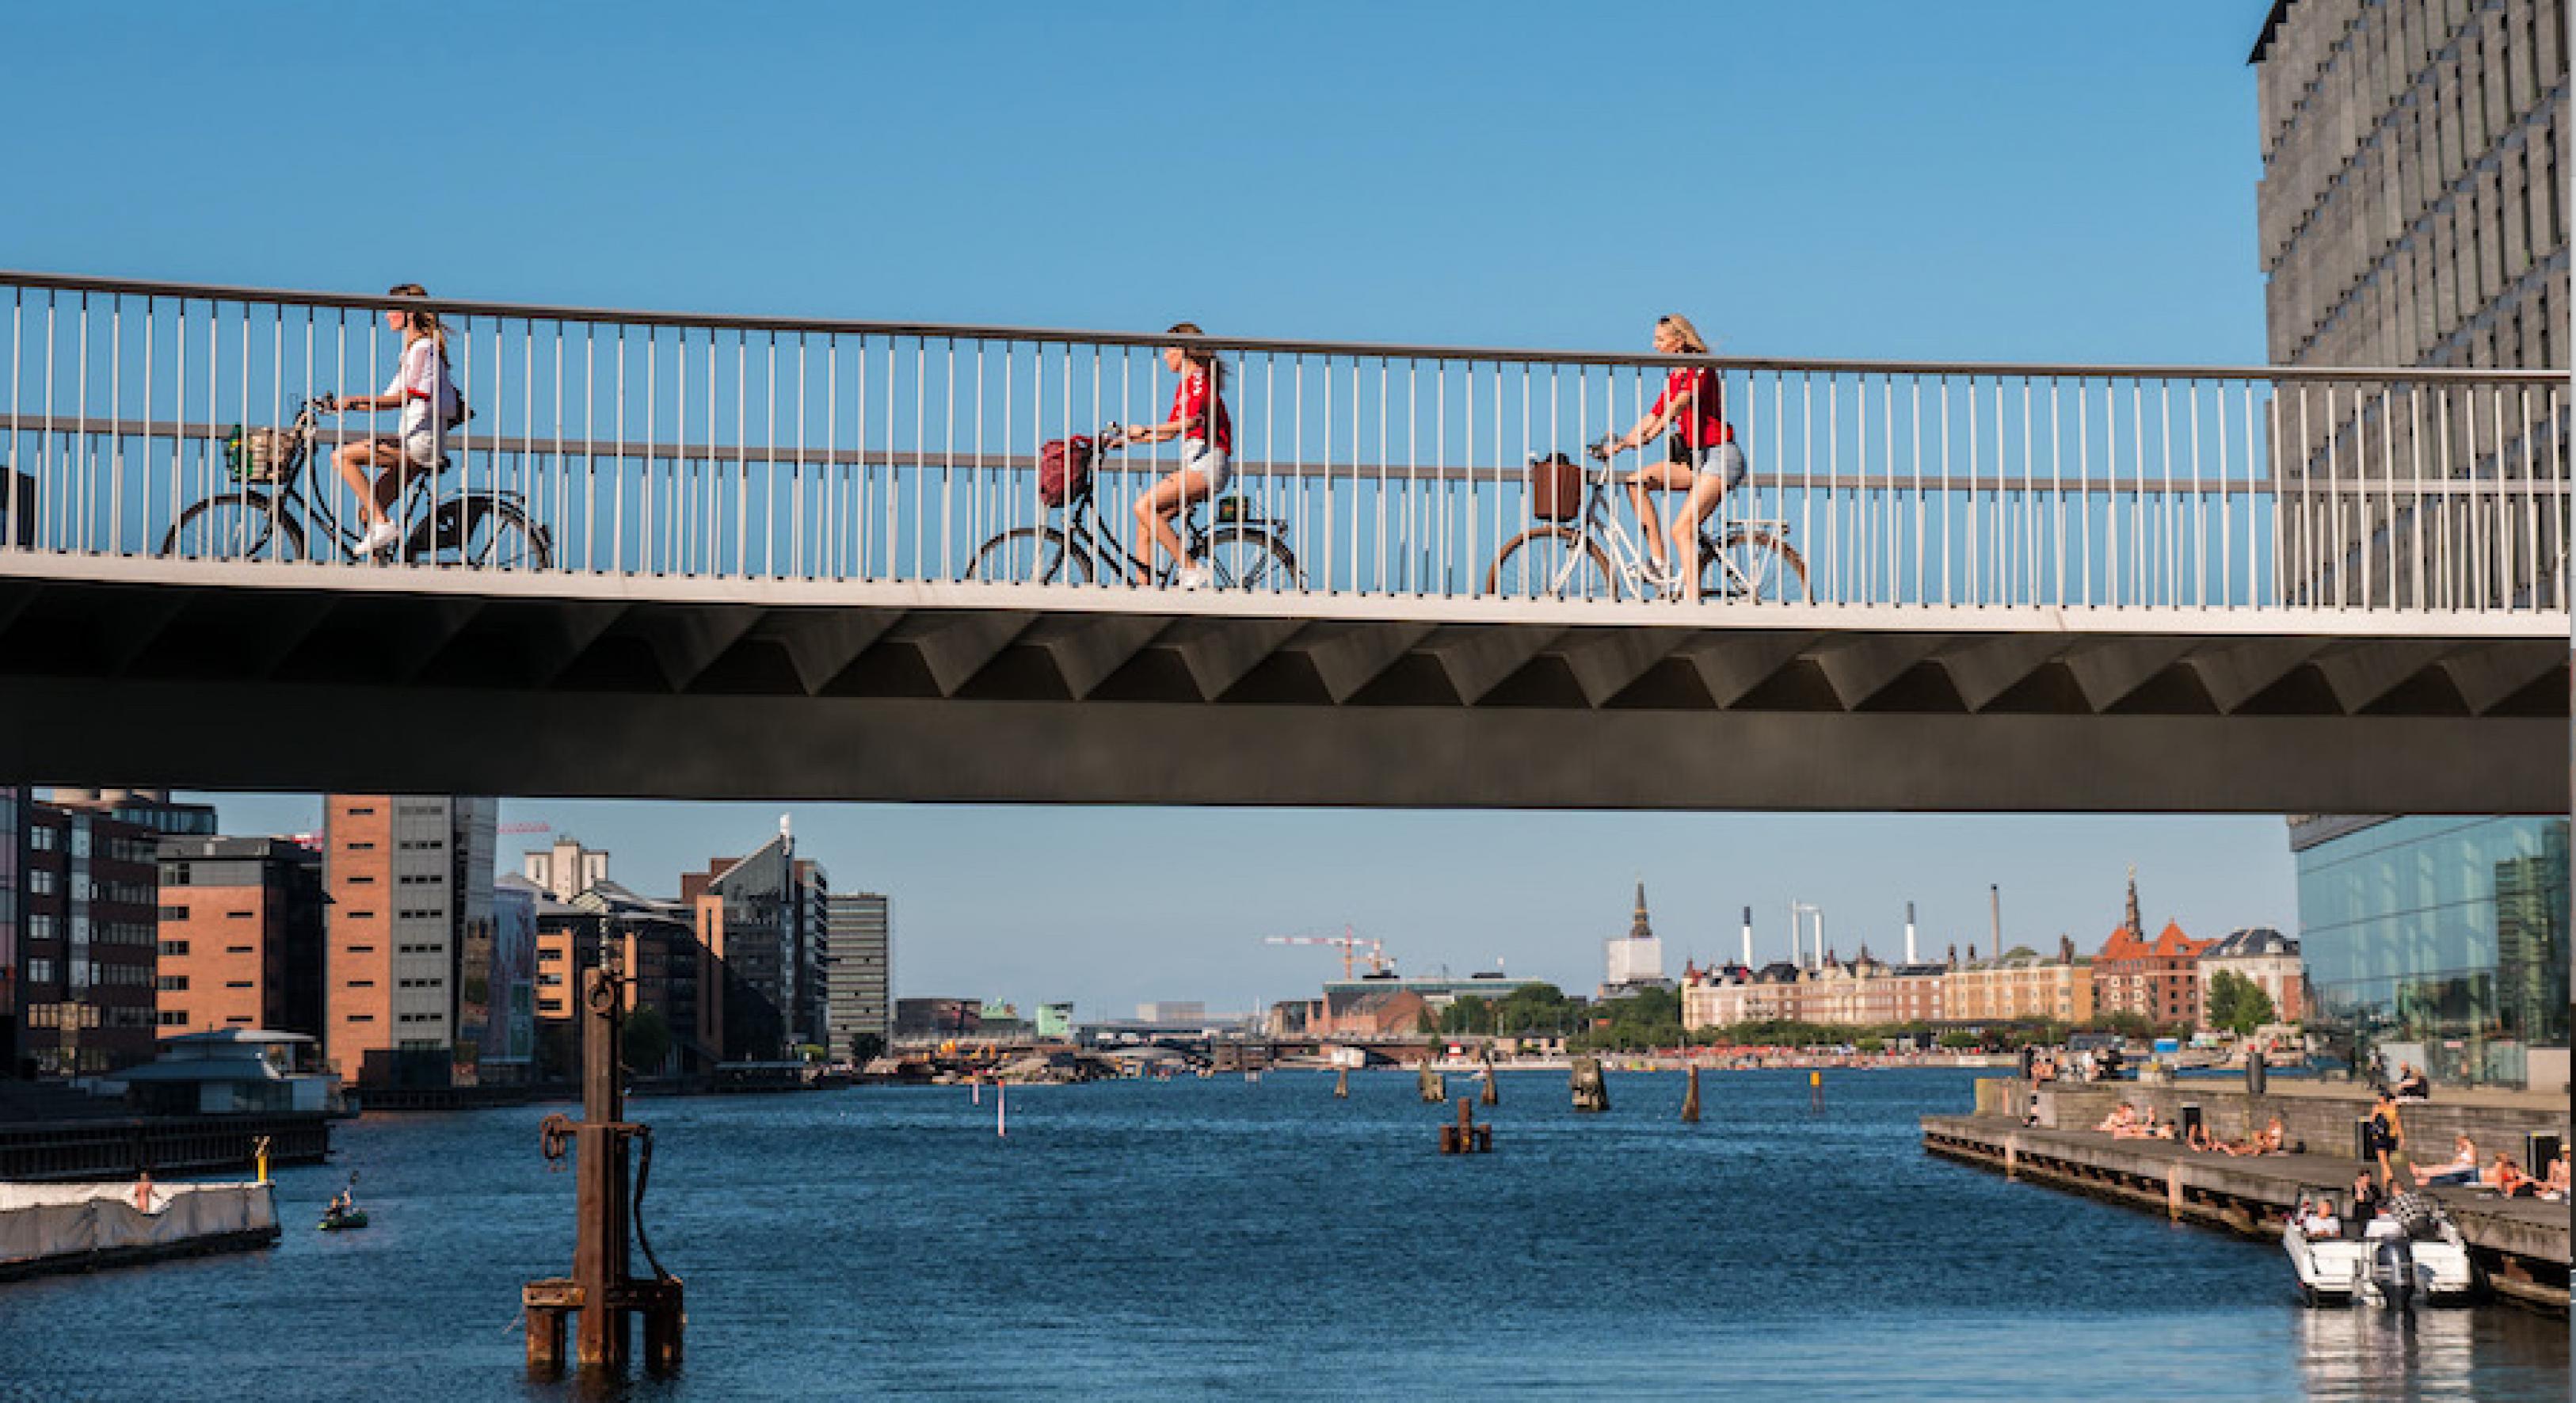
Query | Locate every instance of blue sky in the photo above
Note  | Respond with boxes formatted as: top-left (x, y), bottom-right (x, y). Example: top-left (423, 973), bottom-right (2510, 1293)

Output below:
top-left (13, 2), bottom-right (2298, 1015)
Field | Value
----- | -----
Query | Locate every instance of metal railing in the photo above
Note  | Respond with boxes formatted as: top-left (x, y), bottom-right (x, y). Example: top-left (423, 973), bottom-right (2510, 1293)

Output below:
top-left (2, 270), bottom-right (2565, 616)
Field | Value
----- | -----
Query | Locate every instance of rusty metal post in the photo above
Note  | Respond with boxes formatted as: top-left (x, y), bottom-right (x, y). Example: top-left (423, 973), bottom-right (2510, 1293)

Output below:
top-left (574, 968), bottom-right (633, 1371)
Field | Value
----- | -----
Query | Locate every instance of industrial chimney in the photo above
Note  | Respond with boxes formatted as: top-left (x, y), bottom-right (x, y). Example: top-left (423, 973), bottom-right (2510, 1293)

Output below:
top-left (1740, 906), bottom-right (1754, 970)
top-left (1904, 902), bottom-right (1919, 964)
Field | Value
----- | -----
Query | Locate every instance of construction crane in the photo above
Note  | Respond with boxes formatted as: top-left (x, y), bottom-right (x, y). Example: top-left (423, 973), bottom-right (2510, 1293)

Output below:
top-left (1263, 926), bottom-right (1394, 980)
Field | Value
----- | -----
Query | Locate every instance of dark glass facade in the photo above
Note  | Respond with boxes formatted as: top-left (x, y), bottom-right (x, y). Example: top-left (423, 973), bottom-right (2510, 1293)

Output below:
top-left (2293, 815), bottom-right (2570, 1088)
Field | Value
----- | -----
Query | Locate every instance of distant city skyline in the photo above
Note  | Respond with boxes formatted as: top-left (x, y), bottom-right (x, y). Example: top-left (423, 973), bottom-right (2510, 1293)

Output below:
top-left (177, 791), bottom-right (2295, 1019)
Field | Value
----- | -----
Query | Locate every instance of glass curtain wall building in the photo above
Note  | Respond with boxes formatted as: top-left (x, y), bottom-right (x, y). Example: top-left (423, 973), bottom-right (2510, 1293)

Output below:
top-left (2292, 815), bottom-right (2569, 1088)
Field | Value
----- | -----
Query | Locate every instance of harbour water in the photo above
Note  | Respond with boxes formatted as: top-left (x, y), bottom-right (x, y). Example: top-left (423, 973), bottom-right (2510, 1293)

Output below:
top-left (0, 1069), bottom-right (2563, 1401)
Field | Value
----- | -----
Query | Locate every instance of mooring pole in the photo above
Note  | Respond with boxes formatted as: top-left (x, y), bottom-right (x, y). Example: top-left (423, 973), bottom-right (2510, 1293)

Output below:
top-left (1681, 1064), bottom-right (1701, 1123)
top-left (574, 968), bottom-right (633, 1371)
top-left (525, 962), bottom-right (683, 1378)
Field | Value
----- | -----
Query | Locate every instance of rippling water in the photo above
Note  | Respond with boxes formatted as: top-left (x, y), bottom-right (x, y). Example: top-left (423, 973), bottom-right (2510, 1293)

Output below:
top-left (0, 1069), bottom-right (2564, 1401)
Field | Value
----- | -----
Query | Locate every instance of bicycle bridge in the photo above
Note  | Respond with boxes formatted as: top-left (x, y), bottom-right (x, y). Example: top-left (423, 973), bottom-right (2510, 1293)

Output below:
top-left (0, 272), bottom-right (2563, 811)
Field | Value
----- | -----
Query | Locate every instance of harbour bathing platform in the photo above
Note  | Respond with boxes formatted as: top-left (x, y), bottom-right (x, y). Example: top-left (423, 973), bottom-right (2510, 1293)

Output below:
top-left (1925, 1079), bottom-right (2570, 1312)
top-left (0, 1180), bottom-right (280, 1282)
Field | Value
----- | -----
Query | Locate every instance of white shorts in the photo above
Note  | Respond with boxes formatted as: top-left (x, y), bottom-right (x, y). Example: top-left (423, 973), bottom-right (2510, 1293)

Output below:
top-left (399, 427), bottom-right (444, 471)
top-left (1181, 440), bottom-right (1232, 495)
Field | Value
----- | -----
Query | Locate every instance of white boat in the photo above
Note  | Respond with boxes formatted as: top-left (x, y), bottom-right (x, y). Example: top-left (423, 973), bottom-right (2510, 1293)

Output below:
top-left (2283, 1199), bottom-right (2479, 1307)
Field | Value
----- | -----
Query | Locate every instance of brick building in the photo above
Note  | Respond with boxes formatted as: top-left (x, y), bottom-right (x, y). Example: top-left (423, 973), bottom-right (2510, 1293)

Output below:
top-left (2093, 921), bottom-right (2215, 1030)
top-left (322, 795), bottom-right (497, 1087)
top-left (154, 835), bottom-right (325, 1040)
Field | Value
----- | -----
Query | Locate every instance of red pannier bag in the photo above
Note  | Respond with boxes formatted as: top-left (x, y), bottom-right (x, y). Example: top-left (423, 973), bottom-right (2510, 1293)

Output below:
top-left (1038, 436), bottom-right (1094, 507)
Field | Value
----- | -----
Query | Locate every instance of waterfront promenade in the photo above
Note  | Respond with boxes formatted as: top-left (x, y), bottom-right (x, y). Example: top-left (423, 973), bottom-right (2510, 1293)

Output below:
top-left (1924, 1086), bottom-right (2572, 1313)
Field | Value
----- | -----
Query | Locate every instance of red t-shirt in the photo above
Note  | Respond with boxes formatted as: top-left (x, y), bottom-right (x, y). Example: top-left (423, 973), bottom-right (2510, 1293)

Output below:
top-left (1651, 366), bottom-right (1732, 448)
top-left (1171, 368), bottom-right (1232, 455)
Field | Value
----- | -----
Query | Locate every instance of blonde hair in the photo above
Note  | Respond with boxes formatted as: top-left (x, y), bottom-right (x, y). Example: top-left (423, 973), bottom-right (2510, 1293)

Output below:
top-left (387, 283), bottom-right (448, 347)
top-left (1656, 313), bottom-right (1710, 355)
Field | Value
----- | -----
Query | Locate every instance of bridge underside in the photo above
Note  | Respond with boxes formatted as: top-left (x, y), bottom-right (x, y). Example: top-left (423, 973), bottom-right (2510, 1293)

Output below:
top-left (0, 572), bottom-right (2563, 812)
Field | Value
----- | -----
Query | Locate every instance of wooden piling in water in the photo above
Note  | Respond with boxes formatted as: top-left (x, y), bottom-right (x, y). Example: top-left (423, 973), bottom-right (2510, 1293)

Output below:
top-left (1439, 1096), bottom-right (1493, 1153)
top-left (1480, 1058), bottom-right (1498, 1107)
top-left (1570, 1057), bottom-right (1609, 1112)
top-left (1334, 1067), bottom-right (1349, 1099)
top-left (1419, 1059), bottom-right (1447, 1104)
top-left (1680, 1065), bottom-right (1701, 1123)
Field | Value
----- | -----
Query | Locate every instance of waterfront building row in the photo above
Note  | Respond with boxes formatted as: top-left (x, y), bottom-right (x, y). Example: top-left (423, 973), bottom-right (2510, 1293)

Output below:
top-left (1679, 921), bottom-right (2300, 1036)
top-left (1, 796), bottom-right (896, 1086)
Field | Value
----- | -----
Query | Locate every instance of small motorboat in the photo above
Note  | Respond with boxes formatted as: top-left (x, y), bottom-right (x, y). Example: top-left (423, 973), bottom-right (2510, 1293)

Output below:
top-left (2284, 1195), bottom-right (2478, 1307)
top-left (317, 1206), bottom-right (370, 1232)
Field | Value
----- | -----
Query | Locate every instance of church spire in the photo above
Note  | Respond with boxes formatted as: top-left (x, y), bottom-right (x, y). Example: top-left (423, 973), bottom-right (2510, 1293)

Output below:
top-left (1629, 881), bottom-right (1654, 941)
top-left (2124, 864), bottom-right (2141, 936)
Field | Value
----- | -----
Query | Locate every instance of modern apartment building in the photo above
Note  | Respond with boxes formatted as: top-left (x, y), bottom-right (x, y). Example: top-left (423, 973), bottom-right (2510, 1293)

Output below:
top-left (322, 795), bottom-right (497, 1087)
top-left (2256, 0), bottom-right (2567, 612)
top-left (18, 799), bottom-right (161, 1074)
top-left (680, 819), bottom-right (825, 1061)
top-left (154, 835), bottom-right (326, 1040)
top-left (824, 890), bottom-right (891, 1062)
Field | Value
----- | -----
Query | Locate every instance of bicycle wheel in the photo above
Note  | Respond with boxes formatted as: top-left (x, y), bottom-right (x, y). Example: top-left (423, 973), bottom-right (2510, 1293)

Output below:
top-left (965, 525), bottom-right (1087, 584)
top-left (1196, 527), bottom-right (1299, 590)
top-left (1698, 526), bottom-right (1810, 603)
top-left (164, 490), bottom-right (307, 562)
top-left (417, 496), bottom-right (551, 569)
top-left (1485, 526), bottom-right (1618, 600)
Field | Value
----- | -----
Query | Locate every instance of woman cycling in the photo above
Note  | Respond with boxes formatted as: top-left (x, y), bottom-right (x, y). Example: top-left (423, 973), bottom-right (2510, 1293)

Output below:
top-left (1121, 322), bottom-right (1232, 587)
top-left (1595, 314), bottom-right (1743, 599)
top-left (325, 284), bottom-right (463, 555)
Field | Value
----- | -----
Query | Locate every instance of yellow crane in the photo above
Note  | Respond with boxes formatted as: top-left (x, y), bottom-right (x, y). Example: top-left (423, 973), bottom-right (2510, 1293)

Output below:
top-left (1262, 926), bottom-right (1394, 979)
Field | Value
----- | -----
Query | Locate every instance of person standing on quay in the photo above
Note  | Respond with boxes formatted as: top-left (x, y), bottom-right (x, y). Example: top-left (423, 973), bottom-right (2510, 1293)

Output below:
top-left (2364, 1086), bottom-right (2406, 1190)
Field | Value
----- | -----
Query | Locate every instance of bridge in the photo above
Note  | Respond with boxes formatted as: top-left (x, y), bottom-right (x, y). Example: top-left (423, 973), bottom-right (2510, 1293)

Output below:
top-left (0, 272), bottom-right (2563, 810)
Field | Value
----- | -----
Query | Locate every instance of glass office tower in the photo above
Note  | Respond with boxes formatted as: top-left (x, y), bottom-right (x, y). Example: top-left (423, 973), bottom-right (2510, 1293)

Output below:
top-left (2292, 814), bottom-right (2570, 1088)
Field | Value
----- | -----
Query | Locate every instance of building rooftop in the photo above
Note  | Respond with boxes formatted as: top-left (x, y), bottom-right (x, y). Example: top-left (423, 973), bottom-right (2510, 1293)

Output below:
top-left (2203, 926), bottom-right (2297, 961)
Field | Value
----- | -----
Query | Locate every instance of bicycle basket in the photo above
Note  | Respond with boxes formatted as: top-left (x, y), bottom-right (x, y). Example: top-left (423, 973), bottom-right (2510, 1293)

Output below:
top-left (223, 425), bottom-right (303, 483)
top-left (1528, 452), bottom-right (1583, 521)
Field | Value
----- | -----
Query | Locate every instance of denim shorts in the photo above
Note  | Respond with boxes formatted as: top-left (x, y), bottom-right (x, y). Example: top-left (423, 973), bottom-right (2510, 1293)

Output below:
top-left (1681, 440), bottom-right (1747, 491)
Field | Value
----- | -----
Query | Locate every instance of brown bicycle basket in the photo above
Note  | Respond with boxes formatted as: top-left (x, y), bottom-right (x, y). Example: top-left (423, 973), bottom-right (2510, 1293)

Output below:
top-left (1527, 452), bottom-right (1583, 521)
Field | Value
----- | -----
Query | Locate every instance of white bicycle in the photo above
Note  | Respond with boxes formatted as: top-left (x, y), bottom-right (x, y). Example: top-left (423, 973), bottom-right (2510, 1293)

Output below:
top-left (1484, 436), bottom-right (1808, 601)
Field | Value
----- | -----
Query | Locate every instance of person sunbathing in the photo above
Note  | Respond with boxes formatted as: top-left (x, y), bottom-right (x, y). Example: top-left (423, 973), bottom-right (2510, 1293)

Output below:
top-left (2483, 1152), bottom-right (2538, 1198)
top-left (2095, 1103), bottom-right (2136, 1134)
top-left (2410, 1134), bottom-right (2479, 1188)
top-left (2543, 1152), bottom-right (2569, 1202)
top-left (2185, 1122), bottom-right (2220, 1153)
top-left (2241, 1117), bottom-right (2286, 1156)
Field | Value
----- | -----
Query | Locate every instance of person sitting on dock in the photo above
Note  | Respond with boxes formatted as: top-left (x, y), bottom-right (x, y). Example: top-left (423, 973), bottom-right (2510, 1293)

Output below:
top-left (2185, 1121), bottom-right (2224, 1153)
top-left (2392, 1062), bottom-right (2431, 1102)
top-left (2410, 1134), bottom-right (2479, 1188)
top-left (2096, 1103), bottom-right (2137, 1134)
top-left (2542, 1151), bottom-right (2569, 1202)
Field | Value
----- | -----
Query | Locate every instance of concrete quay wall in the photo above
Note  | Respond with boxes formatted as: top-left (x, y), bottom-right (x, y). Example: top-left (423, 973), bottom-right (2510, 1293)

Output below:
top-left (1981, 1079), bottom-right (2570, 1165)
top-left (1922, 1114), bottom-right (2569, 1313)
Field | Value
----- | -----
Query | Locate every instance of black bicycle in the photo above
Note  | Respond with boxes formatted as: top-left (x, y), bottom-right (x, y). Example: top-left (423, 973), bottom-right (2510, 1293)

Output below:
top-left (163, 396), bottom-right (551, 568)
top-left (965, 425), bottom-right (1300, 588)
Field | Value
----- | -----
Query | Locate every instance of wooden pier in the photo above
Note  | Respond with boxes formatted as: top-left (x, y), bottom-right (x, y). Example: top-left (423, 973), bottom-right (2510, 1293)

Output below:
top-left (1922, 1114), bottom-right (2569, 1313)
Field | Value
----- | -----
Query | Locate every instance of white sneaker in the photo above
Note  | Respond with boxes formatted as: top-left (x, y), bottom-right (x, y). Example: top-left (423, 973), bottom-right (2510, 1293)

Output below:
top-left (1177, 566), bottom-right (1212, 590)
top-left (357, 520), bottom-right (402, 555)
